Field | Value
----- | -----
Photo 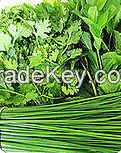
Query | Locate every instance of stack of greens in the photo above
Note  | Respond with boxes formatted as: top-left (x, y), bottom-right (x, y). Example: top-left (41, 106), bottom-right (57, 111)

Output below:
top-left (1, 92), bottom-right (121, 152)
top-left (0, 0), bottom-right (121, 107)
top-left (0, 0), bottom-right (121, 152)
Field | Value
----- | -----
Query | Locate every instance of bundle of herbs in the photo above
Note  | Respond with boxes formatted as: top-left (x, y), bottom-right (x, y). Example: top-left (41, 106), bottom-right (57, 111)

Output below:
top-left (1, 92), bottom-right (121, 153)
top-left (0, 0), bottom-right (120, 107)
top-left (0, 1), bottom-right (121, 152)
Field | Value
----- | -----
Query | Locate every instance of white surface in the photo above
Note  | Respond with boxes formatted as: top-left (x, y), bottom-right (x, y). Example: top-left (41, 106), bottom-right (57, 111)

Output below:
top-left (0, 0), bottom-right (67, 10)
top-left (0, 0), bottom-right (42, 9)
top-left (0, 148), bottom-right (6, 153)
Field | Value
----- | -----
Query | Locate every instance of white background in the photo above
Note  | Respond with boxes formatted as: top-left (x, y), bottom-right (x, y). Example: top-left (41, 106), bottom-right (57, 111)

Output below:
top-left (0, 0), bottom-right (67, 10)
top-left (0, 0), bottom-right (43, 10)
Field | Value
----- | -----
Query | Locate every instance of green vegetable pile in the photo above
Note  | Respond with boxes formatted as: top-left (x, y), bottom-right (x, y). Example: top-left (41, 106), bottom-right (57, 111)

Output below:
top-left (1, 92), bottom-right (121, 153)
top-left (0, 1), bottom-right (121, 152)
top-left (0, 0), bottom-right (121, 107)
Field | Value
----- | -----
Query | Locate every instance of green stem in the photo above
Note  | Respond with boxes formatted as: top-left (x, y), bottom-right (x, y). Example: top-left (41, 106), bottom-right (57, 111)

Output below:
top-left (33, 83), bottom-right (42, 96)
top-left (97, 50), bottom-right (103, 70)
top-left (36, 37), bottom-right (40, 47)
top-left (1, 59), bottom-right (11, 69)
top-left (62, 44), bottom-right (69, 55)
top-left (39, 95), bottom-right (62, 100)
top-left (0, 106), bottom-right (8, 114)
top-left (0, 89), bottom-right (24, 97)
top-left (108, 34), bottom-right (112, 50)
top-left (1, 59), bottom-right (17, 71)
top-left (76, 0), bottom-right (79, 11)
top-left (80, 61), bottom-right (97, 97)
top-left (102, 40), bottom-right (110, 52)
top-left (13, 38), bottom-right (15, 46)
top-left (35, 100), bottom-right (40, 105)
top-left (33, 83), bottom-right (62, 100)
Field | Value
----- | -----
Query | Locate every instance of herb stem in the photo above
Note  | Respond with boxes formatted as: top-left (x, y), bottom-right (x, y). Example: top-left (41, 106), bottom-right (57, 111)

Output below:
top-left (39, 95), bottom-right (62, 100)
top-left (108, 34), bottom-right (112, 50)
top-left (80, 60), bottom-right (97, 97)
top-left (33, 83), bottom-right (42, 96)
top-left (0, 107), bottom-right (8, 115)
top-left (0, 89), bottom-right (24, 97)
top-left (76, 0), bottom-right (79, 11)
top-left (102, 40), bottom-right (109, 52)
top-left (62, 44), bottom-right (69, 55)
top-left (1, 59), bottom-right (11, 69)
top-left (97, 50), bottom-right (103, 70)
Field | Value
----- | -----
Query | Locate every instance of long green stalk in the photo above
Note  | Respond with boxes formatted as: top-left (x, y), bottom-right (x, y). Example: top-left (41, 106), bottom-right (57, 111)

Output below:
top-left (1, 92), bottom-right (121, 153)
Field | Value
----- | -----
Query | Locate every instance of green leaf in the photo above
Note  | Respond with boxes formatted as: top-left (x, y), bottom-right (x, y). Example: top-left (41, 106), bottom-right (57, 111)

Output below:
top-left (102, 52), bottom-right (121, 72)
top-left (19, 84), bottom-right (35, 95)
top-left (88, 6), bottom-right (98, 23)
top-left (17, 23), bottom-right (32, 38)
top-left (35, 19), bottom-right (51, 39)
top-left (55, 34), bottom-right (68, 46)
top-left (33, 46), bottom-right (48, 60)
top-left (0, 91), bottom-right (10, 104)
top-left (26, 21), bottom-right (35, 27)
top-left (28, 55), bottom-right (43, 68)
top-left (93, 35), bottom-right (102, 51)
top-left (0, 76), bottom-right (7, 89)
top-left (106, 2), bottom-right (121, 33)
top-left (67, 49), bottom-right (82, 59)
top-left (0, 52), bottom-right (3, 60)
top-left (97, 5), bottom-right (116, 28)
top-left (62, 78), bottom-right (79, 95)
top-left (4, 59), bottom-right (18, 70)
top-left (18, 84), bottom-right (38, 105)
top-left (50, 49), bottom-right (59, 62)
top-left (55, 20), bottom-right (82, 47)
top-left (86, 0), bottom-right (108, 11)
top-left (101, 0), bottom-right (120, 15)
top-left (73, 10), bottom-right (102, 37)
top-left (69, 30), bottom-right (82, 45)
top-left (114, 6), bottom-right (121, 27)
top-left (8, 23), bottom-right (32, 43)
top-left (0, 95), bottom-right (5, 104)
top-left (0, 31), bottom-right (12, 51)
top-left (46, 81), bottom-right (61, 96)
top-left (87, 50), bottom-right (99, 75)
top-left (66, 20), bottom-right (81, 38)
top-left (98, 75), bottom-right (121, 95)
top-left (26, 91), bottom-right (38, 102)
top-left (10, 95), bottom-right (25, 106)
top-left (73, 10), bottom-right (103, 51)
top-left (81, 32), bottom-right (92, 50)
